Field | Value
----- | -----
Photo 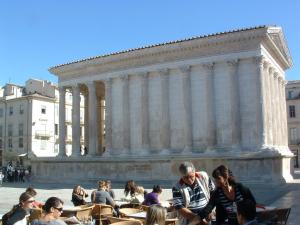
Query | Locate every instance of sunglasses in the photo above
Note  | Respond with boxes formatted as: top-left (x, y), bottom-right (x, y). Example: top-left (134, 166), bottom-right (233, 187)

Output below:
top-left (54, 207), bottom-right (63, 212)
top-left (26, 200), bottom-right (35, 203)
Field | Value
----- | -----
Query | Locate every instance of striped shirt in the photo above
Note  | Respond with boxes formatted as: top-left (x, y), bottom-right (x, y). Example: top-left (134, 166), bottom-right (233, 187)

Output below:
top-left (172, 172), bottom-right (215, 214)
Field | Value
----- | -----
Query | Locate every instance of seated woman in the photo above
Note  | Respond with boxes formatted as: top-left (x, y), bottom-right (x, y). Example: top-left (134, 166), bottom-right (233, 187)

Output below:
top-left (124, 180), bottom-right (146, 204)
top-left (143, 185), bottom-right (162, 206)
top-left (2, 192), bottom-right (34, 225)
top-left (145, 205), bottom-right (166, 225)
top-left (92, 180), bottom-right (115, 207)
top-left (71, 185), bottom-right (89, 206)
top-left (198, 165), bottom-right (256, 225)
top-left (31, 197), bottom-right (66, 225)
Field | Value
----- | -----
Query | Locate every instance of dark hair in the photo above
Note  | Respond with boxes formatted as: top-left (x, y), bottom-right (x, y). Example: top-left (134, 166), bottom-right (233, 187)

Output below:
top-left (237, 199), bottom-right (256, 221)
top-left (26, 187), bottom-right (37, 197)
top-left (124, 180), bottom-right (137, 197)
top-left (152, 185), bottom-right (162, 194)
top-left (42, 197), bottom-right (64, 213)
top-left (212, 165), bottom-right (235, 185)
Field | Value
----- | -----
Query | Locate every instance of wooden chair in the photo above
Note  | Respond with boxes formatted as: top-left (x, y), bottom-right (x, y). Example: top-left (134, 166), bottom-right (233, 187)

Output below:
top-left (256, 207), bottom-right (291, 225)
top-left (75, 205), bottom-right (94, 221)
top-left (92, 204), bottom-right (114, 225)
top-left (119, 208), bottom-right (143, 218)
top-left (109, 221), bottom-right (143, 225)
top-left (29, 208), bottom-right (43, 223)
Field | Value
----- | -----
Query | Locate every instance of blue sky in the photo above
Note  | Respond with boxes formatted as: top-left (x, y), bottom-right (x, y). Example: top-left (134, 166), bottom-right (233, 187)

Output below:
top-left (0, 0), bottom-right (299, 86)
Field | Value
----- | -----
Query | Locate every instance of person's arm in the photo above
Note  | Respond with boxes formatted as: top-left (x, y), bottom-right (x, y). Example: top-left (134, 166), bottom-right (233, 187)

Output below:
top-left (198, 189), bottom-right (217, 219)
top-left (106, 192), bottom-right (115, 207)
top-left (238, 183), bottom-right (256, 204)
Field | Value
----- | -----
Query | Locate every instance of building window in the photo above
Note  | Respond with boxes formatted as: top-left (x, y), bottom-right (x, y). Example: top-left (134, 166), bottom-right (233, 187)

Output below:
top-left (19, 123), bottom-right (24, 136)
top-left (55, 124), bottom-right (58, 135)
top-left (9, 106), bottom-right (13, 115)
top-left (288, 91), bottom-right (293, 99)
top-left (289, 105), bottom-right (296, 118)
top-left (0, 108), bottom-right (3, 117)
top-left (41, 106), bottom-right (46, 114)
top-left (8, 124), bottom-right (13, 137)
top-left (290, 128), bottom-right (298, 145)
top-left (8, 138), bottom-right (13, 148)
top-left (19, 104), bottom-right (24, 114)
top-left (19, 137), bottom-right (23, 148)
top-left (0, 125), bottom-right (2, 137)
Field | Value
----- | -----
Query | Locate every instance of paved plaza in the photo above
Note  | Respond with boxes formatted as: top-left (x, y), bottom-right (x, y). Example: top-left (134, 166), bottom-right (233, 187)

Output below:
top-left (0, 169), bottom-right (299, 225)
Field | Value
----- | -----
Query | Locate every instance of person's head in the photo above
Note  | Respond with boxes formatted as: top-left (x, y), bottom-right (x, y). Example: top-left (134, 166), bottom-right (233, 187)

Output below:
top-left (146, 205), bottom-right (166, 225)
top-left (106, 180), bottom-right (112, 190)
top-left (179, 162), bottom-right (196, 186)
top-left (25, 187), bottom-right (37, 197)
top-left (42, 197), bottom-right (64, 219)
top-left (73, 185), bottom-right (81, 194)
top-left (19, 192), bottom-right (35, 210)
top-left (124, 180), bottom-right (137, 196)
top-left (236, 200), bottom-right (256, 225)
top-left (152, 185), bottom-right (163, 194)
top-left (212, 165), bottom-right (235, 188)
top-left (98, 180), bottom-right (106, 190)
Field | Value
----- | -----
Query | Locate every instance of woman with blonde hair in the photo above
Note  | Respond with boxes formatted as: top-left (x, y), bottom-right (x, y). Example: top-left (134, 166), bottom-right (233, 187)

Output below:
top-left (145, 205), bottom-right (166, 225)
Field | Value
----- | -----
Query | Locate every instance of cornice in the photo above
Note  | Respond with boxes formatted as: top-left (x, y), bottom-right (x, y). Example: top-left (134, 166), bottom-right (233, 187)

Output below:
top-left (50, 27), bottom-right (269, 81)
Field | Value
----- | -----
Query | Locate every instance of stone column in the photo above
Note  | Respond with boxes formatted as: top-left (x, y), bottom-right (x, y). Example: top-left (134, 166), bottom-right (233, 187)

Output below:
top-left (201, 63), bottom-right (216, 148)
top-left (72, 84), bottom-right (81, 156)
top-left (58, 86), bottom-right (66, 157)
top-left (278, 77), bottom-right (284, 146)
top-left (263, 61), bottom-right (273, 146)
top-left (227, 60), bottom-right (241, 147)
top-left (255, 56), bottom-right (267, 148)
top-left (84, 93), bottom-right (89, 149)
top-left (282, 80), bottom-right (289, 146)
top-left (159, 69), bottom-right (170, 150)
top-left (141, 72), bottom-right (149, 149)
top-left (121, 75), bottom-right (130, 151)
top-left (104, 78), bottom-right (112, 154)
top-left (273, 72), bottom-right (279, 146)
top-left (268, 67), bottom-right (276, 146)
top-left (87, 81), bottom-right (98, 156)
top-left (180, 66), bottom-right (193, 151)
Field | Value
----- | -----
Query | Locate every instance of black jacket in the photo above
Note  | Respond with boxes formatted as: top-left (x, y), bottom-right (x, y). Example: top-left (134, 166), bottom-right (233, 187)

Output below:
top-left (198, 182), bottom-right (256, 225)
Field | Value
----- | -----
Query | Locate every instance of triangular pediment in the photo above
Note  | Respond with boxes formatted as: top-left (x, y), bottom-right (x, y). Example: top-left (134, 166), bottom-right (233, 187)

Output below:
top-left (267, 27), bottom-right (293, 68)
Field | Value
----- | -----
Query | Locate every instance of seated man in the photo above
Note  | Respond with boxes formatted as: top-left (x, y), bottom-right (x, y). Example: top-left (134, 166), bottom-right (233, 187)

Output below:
top-left (236, 200), bottom-right (258, 225)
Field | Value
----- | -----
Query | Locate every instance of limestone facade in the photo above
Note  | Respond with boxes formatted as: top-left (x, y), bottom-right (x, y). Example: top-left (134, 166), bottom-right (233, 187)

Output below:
top-left (286, 80), bottom-right (300, 167)
top-left (35, 26), bottom-right (293, 184)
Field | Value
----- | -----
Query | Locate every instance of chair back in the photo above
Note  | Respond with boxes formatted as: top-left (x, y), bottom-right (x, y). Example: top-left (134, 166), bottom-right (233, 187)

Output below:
top-left (119, 208), bottom-right (143, 218)
top-left (76, 205), bottom-right (94, 221)
top-left (110, 221), bottom-right (142, 225)
top-left (92, 204), bottom-right (114, 218)
top-left (256, 207), bottom-right (291, 225)
top-left (29, 208), bottom-right (43, 222)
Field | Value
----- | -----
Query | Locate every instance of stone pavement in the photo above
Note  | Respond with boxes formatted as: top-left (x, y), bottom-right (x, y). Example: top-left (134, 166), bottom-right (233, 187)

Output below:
top-left (0, 169), bottom-right (299, 225)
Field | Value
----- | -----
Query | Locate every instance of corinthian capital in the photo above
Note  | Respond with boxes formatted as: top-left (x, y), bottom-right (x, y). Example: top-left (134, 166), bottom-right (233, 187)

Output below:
top-left (179, 65), bottom-right (191, 75)
top-left (253, 56), bottom-right (265, 68)
top-left (227, 59), bottom-right (239, 67)
top-left (201, 62), bottom-right (214, 71)
top-left (158, 68), bottom-right (169, 76)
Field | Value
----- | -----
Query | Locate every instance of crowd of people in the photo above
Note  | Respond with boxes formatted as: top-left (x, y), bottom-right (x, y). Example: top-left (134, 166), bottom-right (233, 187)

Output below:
top-left (1, 162), bottom-right (260, 225)
top-left (1, 162), bottom-right (31, 183)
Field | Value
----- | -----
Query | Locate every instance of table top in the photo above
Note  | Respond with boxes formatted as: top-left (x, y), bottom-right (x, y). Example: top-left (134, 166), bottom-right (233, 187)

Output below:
top-left (127, 211), bottom-right (146, 219)
top-left (256, 206), bottom-right (276, 212)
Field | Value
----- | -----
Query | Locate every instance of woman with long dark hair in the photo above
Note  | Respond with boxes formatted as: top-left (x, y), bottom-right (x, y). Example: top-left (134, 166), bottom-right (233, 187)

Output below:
top-left (198, 165), bottom-right (256, 225)
top-left (31, 197), bottom-right (66, 225)
top-left (2, 192), bottom-right (34, 225)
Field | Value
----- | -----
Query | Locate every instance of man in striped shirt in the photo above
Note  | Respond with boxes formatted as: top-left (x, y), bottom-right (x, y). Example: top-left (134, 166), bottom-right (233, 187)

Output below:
top-left (172, 162), bottom-right (216, 225)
